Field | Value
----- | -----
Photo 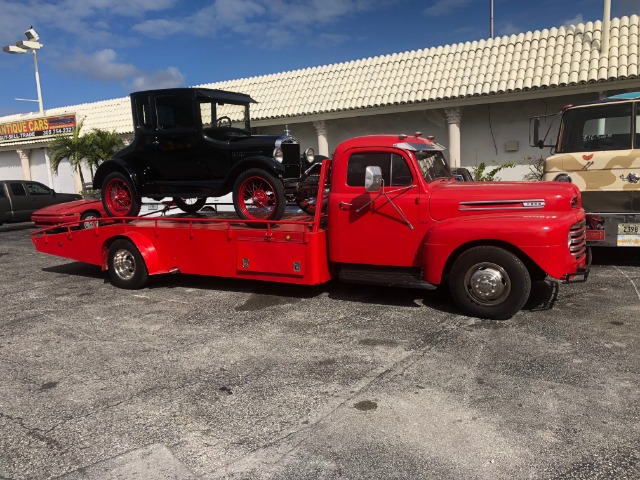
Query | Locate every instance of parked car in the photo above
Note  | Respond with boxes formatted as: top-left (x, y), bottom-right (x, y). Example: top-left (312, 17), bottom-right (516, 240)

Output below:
top-left (31, 194), bottom-right (105, 229)
top-left (0, 180), bottom-right (81, 226)
top-left (92, 87), bottom-right (319, 222)
top-left (32, 194), bottom-right (216, 230)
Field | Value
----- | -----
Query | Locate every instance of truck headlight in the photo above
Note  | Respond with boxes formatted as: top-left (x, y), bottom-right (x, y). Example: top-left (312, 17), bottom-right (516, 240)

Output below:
top-left (304, 148), bottom-right (315, 164)
top-left (273, 147), bottom-right (284, 163)
top-left (554, 173), bottom-right (572, 183)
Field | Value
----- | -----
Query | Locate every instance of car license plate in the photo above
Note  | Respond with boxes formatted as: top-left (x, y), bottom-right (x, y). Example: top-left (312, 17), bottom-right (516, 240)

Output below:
top-left (618, 223), bottom-right (640, 235)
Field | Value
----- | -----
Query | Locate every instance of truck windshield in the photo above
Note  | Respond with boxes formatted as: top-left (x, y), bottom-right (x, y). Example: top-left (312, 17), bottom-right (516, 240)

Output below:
top-left (415, 151), bottom-right (452, 182)
top-left (559, 103), bottom-right (632, 152)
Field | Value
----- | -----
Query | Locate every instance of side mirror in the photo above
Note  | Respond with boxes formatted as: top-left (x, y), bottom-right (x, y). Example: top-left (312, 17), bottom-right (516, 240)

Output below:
top-left (365, 166), bottom-right (382, 192)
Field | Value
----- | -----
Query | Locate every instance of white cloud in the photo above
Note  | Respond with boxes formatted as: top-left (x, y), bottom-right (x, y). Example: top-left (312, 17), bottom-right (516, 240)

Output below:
top-left (563, 14), bottom-right (585, 27)
top-left (61, 49), bottom-right (184, 90)
top-left (423, 0), bottom-right (475, 17)
top-left (131, 67), bottom-right (185, 90)
top-left (132, 18), bottom-right (187, 39)
top-left (497, 21), bottom-right (521, 36)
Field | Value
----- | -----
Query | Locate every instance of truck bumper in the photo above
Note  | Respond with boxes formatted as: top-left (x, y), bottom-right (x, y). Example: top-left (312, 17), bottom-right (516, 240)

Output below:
top-left (562, 247), bottom-right (591, 283)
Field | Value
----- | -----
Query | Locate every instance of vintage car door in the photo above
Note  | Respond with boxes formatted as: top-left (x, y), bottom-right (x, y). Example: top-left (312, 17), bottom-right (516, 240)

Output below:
top-left (151, 93), bottom-right (209, 184)
top-left (329, 148), bottom-right (429, 267)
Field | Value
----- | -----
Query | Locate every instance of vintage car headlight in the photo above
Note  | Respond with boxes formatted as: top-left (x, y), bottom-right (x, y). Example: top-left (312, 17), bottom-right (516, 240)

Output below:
top-left (554, 173), bottom-right (572, 183)
top-left (273, 147), bottom-right (284, 163)
top-left (304, 147), bottom-right (315, 164)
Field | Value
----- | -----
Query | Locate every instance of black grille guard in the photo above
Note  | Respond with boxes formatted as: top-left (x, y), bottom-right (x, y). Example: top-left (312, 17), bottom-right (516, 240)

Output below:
top-left (562, 247), bottom-right (591, 283)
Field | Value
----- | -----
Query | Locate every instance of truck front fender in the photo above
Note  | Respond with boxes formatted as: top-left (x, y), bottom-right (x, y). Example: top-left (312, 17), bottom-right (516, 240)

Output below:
top-left (102, 232), bottom-right (166, 275)
top-left (423, 211), bottom-right (584, 284)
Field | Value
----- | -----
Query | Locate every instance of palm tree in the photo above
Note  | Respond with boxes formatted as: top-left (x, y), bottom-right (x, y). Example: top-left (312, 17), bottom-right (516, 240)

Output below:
top-left (49, 120), bottom-right (91, 186)
top-left (85, 129), bottom-right (124, 177)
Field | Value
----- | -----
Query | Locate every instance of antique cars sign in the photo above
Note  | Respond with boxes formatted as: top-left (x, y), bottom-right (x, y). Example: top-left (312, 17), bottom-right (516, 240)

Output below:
top-left (0, 113), bottom-right (76, 143)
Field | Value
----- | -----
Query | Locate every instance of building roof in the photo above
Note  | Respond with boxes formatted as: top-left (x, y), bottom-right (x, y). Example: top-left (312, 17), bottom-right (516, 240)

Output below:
top-left (1, 15), bottom-right (638, 147)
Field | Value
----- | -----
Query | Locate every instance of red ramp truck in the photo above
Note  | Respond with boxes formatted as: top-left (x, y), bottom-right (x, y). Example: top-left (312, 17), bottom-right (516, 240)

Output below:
top-left (33, 134), bottom-right (589, 320)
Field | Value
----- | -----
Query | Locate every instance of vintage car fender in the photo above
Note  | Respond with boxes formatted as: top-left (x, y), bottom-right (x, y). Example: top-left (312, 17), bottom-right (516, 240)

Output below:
top-left (102, 231), bottom-right (166, 275)
top-left (93, 159), bottom-right (143, 194)
top-left (222, 156), bottom-right (287, 191)
top-left (422, 210), bottom-right (585, 284)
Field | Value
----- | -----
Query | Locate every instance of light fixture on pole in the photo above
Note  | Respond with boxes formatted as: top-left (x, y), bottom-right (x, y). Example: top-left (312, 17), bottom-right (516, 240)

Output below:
top-left (3, 27), bottom-right (44, 114)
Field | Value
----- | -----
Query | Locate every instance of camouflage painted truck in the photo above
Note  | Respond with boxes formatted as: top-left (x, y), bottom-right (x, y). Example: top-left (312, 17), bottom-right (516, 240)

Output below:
top-left (531, 92), bottom-right (640, 247)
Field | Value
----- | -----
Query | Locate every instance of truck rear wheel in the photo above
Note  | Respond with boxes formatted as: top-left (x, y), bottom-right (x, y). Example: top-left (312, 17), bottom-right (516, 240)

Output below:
top-left (107, 239), bottom-right (149, 289)
top-left (102, 172), bottom-right (141, 217)
top-left (173, 197), bottom-right (207, 213)
top-left (233, 169), bottom-right (285, 222)
top-left (449, 246), bottom-right (531, 320)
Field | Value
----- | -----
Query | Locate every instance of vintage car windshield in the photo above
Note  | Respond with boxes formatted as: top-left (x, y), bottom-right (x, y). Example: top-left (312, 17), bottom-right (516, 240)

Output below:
top-left (199, 100), bottom-right (251, 131)
top-left (415, 150), bottom-right (453, 182)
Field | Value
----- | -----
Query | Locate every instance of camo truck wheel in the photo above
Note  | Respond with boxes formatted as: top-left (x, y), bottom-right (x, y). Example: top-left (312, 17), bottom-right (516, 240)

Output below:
top-left (174, 197), bottom-right (207, 213)
top-left (107, 239), bottom-right (148, 289)
top-left (102, 172), bottom-right (141, 218)
top-left (233, 169), bottom-right (285, 222)
top-left (449, 246), bottom-right (531, 320)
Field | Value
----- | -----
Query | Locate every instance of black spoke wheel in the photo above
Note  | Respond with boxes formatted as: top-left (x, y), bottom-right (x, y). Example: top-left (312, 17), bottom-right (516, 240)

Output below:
top-left (295, 172), bottom-right (329, 215)
top-left (449, 246), bottom-right (531, 320)
top-left (173, 197), bottom-right (207, 213)
top-left (101, 172), bottom-right (141, 218)
top-left (107, 239), bottom-right (149, 289)
top-left (232, 168), bottom-right (285, 223)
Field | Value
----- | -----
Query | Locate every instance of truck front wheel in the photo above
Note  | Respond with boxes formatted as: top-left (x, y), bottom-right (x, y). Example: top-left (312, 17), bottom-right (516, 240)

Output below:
top-left (107, 239), bottom-right (149, 289)
top-left (233, 169), bottom-right (285, 221)
top-left (102, 172), bottom-right (141, 217)
top-left (449, 246), bottom-right (531, 320)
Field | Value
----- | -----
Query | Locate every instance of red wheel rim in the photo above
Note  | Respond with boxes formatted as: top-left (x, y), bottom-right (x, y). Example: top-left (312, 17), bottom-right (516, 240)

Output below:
top-left (105, 178), bottom-right (133, 215)
top-left (238, 176), bottom-right (276, 219)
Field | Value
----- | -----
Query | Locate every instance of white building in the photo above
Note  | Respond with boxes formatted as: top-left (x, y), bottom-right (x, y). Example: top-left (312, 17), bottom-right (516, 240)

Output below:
top-left (1, 15), bottom-right (639, 192)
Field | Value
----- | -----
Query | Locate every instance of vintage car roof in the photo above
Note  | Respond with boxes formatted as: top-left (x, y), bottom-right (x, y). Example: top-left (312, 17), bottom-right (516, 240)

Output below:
top-left (130, 88), bottom-right (257, 105)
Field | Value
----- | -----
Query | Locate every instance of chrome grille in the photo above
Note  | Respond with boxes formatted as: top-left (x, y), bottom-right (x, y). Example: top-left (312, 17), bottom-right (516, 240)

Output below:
top-left (569, 220), bottom-right (587, 260)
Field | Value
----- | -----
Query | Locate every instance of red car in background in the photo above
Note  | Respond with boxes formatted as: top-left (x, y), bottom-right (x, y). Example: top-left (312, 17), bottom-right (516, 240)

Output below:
top-left (31, 194), bottom-right (105, 230)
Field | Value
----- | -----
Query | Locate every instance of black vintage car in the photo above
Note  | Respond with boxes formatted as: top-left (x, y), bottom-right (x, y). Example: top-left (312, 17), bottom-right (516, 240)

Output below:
top-left (93, 88), bottom-right (318, 220)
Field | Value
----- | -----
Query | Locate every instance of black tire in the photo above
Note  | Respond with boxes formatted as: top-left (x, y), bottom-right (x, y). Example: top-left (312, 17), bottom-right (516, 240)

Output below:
top-left (173, 197), bottom-right (207, 213)
top-left (232, 168), bottom-right (285, 222)
top-left (79, 211), bottom-right (101, 229)
top-left (107, 239), bottom-right (149, 289)
top-left (295, 172), bottom-right (329, 215)
top-left (449, 246), bottom-right (531, 320)
top-left (101, 172), bottom-right (141, 218)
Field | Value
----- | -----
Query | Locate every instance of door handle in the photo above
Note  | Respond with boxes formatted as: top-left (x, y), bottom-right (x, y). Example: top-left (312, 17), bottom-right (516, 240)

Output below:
top-left (339, 201), bottom-right (352, 210)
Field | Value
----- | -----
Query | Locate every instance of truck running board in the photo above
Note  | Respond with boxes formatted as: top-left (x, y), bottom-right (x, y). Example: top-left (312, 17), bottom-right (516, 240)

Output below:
top-left (338, 265), bottom-right (437, 290)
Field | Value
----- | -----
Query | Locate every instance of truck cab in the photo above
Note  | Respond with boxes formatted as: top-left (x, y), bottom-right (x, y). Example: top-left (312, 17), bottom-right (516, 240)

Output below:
top-left (532, 93), bottom-right (640, 247)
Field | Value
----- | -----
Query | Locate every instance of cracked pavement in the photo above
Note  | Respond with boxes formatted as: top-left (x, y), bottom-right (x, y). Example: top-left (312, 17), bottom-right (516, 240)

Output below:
top-left (0, 223), bottom-right (639, 479)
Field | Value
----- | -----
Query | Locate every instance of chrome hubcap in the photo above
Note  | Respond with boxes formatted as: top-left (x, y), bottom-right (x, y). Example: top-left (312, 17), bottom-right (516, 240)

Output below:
top-left (113, 249), bottom-right (136, 280)
top-left (465, 262), bottom-right (510, 305)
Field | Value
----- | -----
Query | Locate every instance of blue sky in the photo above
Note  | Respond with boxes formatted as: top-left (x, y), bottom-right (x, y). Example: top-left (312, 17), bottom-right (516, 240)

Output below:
top-left (0, 0), bottom-right (637, 117)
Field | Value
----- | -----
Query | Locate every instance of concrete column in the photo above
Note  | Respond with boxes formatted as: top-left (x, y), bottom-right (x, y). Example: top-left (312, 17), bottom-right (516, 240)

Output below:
top-left (313, 120), bottom-right (329, 156)
top-left (444, 107), bottom-right (463, 168)
top-left (16, 149), bottom-right (32, 181)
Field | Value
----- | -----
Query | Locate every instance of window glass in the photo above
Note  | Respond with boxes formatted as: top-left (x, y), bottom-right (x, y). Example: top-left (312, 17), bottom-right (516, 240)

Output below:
top-left (10, 183), bottom-right (26, 196)
top-left (26, 182), bottom-right (52, 195)
top-left (560, 103), bottom-right (632, 152)
top-left (134, 96), bottom-right (152, 130)
top-left (0, 186), bottom-right (5, 198)
top-left (346, 153), bottom-right (413, 187)
top-left (156, 95), bottom-right (195, 130)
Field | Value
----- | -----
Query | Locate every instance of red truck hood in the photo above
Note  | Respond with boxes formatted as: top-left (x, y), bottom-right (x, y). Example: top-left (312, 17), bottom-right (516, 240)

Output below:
top-left (429, 180), bottom-right (582, 221)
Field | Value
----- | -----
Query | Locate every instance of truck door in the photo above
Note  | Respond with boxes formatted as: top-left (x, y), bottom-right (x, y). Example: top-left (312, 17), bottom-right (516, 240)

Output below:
top-left (330, 149), bottom-right (427, 267)
top-left (6, 182), bottom-right (30, 221)
top-left (0, 184), bottom-right (10, 223)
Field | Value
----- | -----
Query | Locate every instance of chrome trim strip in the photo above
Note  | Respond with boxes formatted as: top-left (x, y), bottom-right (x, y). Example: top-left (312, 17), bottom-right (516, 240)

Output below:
top-left (459, 198), bottom-right (546, 211)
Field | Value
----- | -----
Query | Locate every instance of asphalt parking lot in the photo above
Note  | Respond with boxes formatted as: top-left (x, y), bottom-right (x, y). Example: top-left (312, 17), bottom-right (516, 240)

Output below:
top-left (0, 222), bottom-right (638, 480)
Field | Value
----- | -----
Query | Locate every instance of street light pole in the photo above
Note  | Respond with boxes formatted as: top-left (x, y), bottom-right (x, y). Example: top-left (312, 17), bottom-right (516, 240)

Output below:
top-left (3, 27), bottom-right (44, 115)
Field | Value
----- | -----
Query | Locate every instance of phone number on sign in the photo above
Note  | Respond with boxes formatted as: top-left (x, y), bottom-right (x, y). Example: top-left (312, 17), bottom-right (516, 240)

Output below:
top-left (0, 126), bottom-right (74, 142)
